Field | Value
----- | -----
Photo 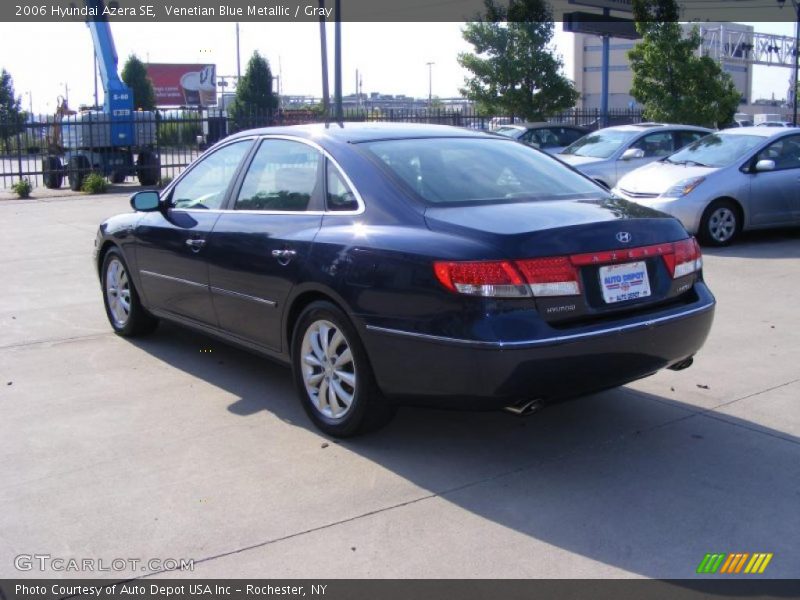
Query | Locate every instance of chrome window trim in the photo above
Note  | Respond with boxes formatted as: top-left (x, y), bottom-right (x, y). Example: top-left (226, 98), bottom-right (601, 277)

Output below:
top-left (140, 270), bottom-right (207, 289)
top-left (210, 286), bottom-right (277, 307)
top-left (365, 303), bottom-right (714, 349)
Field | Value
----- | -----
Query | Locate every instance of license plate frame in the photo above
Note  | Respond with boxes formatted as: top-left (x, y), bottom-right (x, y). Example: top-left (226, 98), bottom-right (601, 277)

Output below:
top-left (599, 261), bottom-right (651, 304)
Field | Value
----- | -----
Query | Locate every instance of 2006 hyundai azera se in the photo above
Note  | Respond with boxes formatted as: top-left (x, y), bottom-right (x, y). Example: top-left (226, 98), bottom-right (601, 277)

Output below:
top-left (94, 123), bottom-right (715, 436)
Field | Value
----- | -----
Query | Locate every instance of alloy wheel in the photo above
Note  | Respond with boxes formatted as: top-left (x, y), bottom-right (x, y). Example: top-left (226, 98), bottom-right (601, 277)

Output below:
top-left (105, 258), bottom-right (131, 327)
top-left (707, 206), bottom-right (737, 243)
top-left (300, 319), bottom-right (356, 420)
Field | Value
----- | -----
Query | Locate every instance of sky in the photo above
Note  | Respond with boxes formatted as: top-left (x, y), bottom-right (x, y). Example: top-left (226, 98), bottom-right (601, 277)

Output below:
top-left (0, 20), bottom-right (796, 114)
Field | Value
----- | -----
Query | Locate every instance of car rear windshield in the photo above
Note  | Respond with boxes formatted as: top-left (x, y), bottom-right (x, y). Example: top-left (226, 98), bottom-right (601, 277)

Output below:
top-left (664, 133), bottom-right (764, 168)
top-left (360, 137), bottom-right (604, 205)
top-left (560, 129), bottom-right (636, 158)
top-left (493, 126), bottom-right (523, 138)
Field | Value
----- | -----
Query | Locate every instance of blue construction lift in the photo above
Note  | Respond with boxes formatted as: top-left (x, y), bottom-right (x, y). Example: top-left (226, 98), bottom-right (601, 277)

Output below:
top-left (43, 0), bottom-right (160, 190)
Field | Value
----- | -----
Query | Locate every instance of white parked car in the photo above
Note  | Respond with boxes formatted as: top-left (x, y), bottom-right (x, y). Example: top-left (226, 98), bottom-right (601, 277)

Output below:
top-left (613, 127), bottom-right (800, 245)
top-left (558, 124), bottom-right (712, 189)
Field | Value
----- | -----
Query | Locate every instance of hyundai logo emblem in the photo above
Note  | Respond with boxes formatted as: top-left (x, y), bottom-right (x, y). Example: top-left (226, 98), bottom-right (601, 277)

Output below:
top-left (616, 232), bottom-right (632, 243)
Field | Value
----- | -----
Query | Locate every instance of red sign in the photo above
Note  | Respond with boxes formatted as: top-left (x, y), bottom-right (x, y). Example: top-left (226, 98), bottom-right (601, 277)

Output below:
top-left (146, 63), bottom-right (217, 107)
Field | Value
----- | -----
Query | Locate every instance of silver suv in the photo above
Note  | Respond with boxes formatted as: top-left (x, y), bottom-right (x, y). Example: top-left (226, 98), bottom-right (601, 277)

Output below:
top-left (558, 123), bottom-right (712, 189)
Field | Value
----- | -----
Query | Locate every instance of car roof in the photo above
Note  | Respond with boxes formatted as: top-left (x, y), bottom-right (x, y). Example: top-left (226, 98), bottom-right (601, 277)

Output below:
top-left (602, 123), bottom-right (711, 133)
top-left (515, 122), bottom-right (587, 129)
top-left (718, 126), bottom-right (792, 138)
top-left (226, 122), bottom-right (490, 144)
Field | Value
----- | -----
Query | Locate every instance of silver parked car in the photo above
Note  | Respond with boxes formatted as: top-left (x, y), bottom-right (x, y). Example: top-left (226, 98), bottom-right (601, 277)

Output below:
top-left (613, 127), bottom-right (800, 245)
top-left (558, 124), bottom-right (712, 189)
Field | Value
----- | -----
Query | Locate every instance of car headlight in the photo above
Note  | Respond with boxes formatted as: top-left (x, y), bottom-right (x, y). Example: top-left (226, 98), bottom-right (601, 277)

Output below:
top-left (662, 176), bottom-right (705, 198)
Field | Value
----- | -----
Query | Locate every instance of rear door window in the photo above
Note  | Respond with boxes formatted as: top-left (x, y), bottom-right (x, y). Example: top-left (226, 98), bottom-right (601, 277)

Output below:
top-left (326, 161), bottom-right (359, 211)
top-left (235, 139), bottom-right (323, 211)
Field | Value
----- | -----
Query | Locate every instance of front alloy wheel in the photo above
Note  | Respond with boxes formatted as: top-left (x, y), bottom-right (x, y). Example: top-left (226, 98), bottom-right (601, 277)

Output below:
top-left (701, 200), bottom-right (739, 246)
top-left (101, 248), bottom-right (158, 336)
top-left (105, 257), bottom-right (131, 328)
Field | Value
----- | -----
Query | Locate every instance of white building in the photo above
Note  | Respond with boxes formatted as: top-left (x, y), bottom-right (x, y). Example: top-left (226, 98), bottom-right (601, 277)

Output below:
top-left (572, 22), bottom-right (753, 110)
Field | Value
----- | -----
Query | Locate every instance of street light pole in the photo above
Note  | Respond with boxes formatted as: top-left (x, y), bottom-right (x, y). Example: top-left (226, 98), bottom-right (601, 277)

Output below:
top-left (780, 0), bottom-right (800, 125)
top-left (426, 61), bottom-right (434, 108)
top-left (794, 7), bottom-right (799, 126)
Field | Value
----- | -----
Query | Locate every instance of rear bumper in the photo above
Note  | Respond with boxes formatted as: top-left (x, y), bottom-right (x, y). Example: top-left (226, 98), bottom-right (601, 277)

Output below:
top-left (361, 283), bottom-right (715, 408)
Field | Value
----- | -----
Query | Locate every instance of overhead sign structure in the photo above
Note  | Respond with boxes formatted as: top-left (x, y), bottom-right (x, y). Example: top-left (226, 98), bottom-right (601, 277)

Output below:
top-left (146, 63), bottom-right (217, 107)
top-left (567, 0), bottom-right (633, 11)
top-left (563, 12), bottom-right (640, 40)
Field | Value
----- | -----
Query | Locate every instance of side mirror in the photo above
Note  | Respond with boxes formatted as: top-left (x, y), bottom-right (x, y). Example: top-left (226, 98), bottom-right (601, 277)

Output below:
top-left (130, 190), bottom-right (161, 212)
top-left (621, 148), bottom-right (646, 161)
top-left (754, 159), bottom-right (776, 172)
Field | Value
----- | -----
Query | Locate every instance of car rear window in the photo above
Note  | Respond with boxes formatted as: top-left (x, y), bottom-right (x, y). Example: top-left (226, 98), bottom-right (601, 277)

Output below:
top-left (361, 137), bottom-right (604, 205)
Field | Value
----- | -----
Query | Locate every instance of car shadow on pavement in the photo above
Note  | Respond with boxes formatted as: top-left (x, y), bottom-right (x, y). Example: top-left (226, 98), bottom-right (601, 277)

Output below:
top-left (129, 322), bottom-right (800, 580)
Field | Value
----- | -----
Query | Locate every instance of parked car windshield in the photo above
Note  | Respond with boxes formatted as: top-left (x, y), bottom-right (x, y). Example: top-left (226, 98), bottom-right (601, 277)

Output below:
top-left (664, 133), bottom-right (764, 168)
top-left (560, 129), bottom-right (637, 159)
top-left (361, 137), bottom-right (605, 205)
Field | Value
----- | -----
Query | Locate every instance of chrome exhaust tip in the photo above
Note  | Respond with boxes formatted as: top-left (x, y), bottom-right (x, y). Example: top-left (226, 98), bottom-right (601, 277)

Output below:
top-left (504, 399), bottom-right (544, 416)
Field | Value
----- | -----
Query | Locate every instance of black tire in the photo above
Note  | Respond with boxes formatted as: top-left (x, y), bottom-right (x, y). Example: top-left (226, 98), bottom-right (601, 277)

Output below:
top-left (109, 170), bottom-right (126, 184)
top-left (68, 155), bottom-right (90, 192)
top-left (42, 156), bottom-right (63, 189)
top-left (101, 248), bottom-right (158, 337)
top-left (136, 150), bottom-right (160, 186)
top-left (699, 199), bottom-right (741, 246)
top-left (291, 301), bottom-right (396, 437)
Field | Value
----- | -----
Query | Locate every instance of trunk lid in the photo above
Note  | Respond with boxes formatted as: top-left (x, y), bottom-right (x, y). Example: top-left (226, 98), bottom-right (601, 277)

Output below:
top-left (425, 197), bottom-right (699, 324)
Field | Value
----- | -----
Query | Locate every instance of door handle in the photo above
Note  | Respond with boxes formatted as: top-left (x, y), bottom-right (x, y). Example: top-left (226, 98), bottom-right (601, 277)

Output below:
top-left (185, 238), bottom-right (206, 251)
top-left (271, 248), bottom-right (297, 265)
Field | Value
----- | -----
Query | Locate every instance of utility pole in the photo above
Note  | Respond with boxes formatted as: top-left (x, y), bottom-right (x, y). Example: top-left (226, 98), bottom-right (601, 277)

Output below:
top-left (426, 61), bottom-right (435, 108)
top-left (236, 23), bottom-right (241, 79)
top-left (334, 0), bottom-right (343, 122)
top-left (319, 0), bottom-right (330, 118)
top-left (601, 7), bottom-right (610, 127)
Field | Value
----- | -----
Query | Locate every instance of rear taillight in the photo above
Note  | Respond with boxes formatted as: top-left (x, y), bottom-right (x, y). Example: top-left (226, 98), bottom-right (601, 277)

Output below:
top-left (433, 261), bottom-right (530, 297)
top-left (433, 258), bottom-right (580, 298)
top-left (514, 257), bottom-right (581, 297)
top-left (664, 238), bottom-right (703, 279)
top-left (434, 237), bottom-right (702, 298)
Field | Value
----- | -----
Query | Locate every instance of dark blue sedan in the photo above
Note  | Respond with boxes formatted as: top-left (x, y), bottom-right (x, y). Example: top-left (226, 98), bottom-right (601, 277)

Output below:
top-left (94, 123), bottom-right (715, 436)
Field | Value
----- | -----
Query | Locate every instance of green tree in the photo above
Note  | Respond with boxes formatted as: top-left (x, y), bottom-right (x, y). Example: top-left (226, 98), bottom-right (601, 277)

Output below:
top-left (0, 68), bottom-right (25, 140)
top-left (458, 0), bottom-right (578, 120)
top-left (121, 54), bottom-right (156, 110)
top-left (229, 51), bottom-right (278, 124)
top-left (628, 0), bottom-right (741, 127)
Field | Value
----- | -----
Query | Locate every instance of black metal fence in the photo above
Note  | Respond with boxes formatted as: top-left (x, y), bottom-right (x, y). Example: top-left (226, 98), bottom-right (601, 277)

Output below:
top-left (0, 107), bottom-right (643, 191)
